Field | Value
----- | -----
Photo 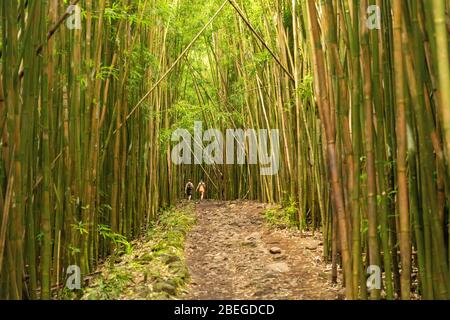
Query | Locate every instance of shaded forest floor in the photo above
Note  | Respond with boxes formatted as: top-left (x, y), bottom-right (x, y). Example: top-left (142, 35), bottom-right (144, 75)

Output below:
top-left (183, 201), bottom-right (341, 300)
top-left (80, 201), bottom-right (342, 300)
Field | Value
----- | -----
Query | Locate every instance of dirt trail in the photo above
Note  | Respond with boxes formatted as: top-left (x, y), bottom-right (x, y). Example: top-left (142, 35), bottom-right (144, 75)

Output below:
top-left (183, 200), bottom-right (341, 300)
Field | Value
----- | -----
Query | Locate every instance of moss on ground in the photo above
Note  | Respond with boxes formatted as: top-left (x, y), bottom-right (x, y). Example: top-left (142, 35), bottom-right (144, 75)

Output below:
top-left (80, 204), bottom-right (195, 300)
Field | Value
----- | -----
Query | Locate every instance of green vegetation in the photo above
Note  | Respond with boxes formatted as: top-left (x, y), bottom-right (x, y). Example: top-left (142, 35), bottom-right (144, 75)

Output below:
top-left (80, 205), bottom-right (195, 300)
top-left (264, 200), bottom-right (298, 230)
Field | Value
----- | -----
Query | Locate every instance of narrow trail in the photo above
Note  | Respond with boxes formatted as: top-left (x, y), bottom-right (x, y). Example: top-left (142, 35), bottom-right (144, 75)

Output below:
top-left (183, 201), bottom-right (341, 300)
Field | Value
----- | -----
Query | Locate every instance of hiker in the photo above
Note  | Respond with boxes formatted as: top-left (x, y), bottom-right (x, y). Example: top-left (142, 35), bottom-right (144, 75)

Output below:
top-left (197, 180), bottom-right (206, 201)
top-left (185, 179), bottom-right (194, 201)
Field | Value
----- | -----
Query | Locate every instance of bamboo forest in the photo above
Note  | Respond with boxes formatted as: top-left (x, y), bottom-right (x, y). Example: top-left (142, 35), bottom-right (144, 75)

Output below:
top-left (0, 0), bottom-right (449, 302)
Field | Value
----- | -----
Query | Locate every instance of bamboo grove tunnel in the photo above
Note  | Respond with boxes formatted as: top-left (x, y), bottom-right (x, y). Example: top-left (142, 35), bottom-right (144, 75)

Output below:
top-left (0, 0), bottom-right (450, 300)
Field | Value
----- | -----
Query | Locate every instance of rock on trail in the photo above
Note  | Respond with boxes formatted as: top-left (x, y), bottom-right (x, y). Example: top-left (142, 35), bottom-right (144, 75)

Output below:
top-left (183, 200), bottom-right (340, 300)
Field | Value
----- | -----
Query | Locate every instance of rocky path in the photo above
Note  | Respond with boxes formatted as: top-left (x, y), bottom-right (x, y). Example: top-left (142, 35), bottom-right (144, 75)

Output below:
top-left (183, 201), bottom-right (341, 300)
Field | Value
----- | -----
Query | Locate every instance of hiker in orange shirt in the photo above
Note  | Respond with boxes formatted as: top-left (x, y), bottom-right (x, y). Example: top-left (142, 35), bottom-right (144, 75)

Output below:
top-left (196, 180), bottom-right (206, 201)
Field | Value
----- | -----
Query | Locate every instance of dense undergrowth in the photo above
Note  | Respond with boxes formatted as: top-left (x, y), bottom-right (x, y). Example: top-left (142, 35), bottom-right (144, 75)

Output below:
top-left (264, 200), bottom-right (299, 230)
top-left (72, 204), bottom-right (195, 300)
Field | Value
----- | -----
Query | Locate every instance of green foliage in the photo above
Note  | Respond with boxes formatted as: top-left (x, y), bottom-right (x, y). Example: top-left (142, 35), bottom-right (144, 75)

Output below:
top-left (104, 2), bottom-right (129, 23)
top-left (160, 98), bottom-right (234, 146)
top-left (81, 205), bottom-right (195, 300)
top-left (254, 50), bottom-right (272, 67)
top-left (68, 245), bottom-right (81, 256)
top-left (264, 201), bottom-right (298, 229)
top-left (128, 45), bottom-right (159, 89)
top-left (71, 221), bottom-right (88, 236)
top-left (298, 75), bottom-right (314, 100)
top-left (96, 65), bottom-right (119, 81)
top-left (82, 270), bottom-right (133, 300)
top-left (98, 225), bottom-right (132, 255)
